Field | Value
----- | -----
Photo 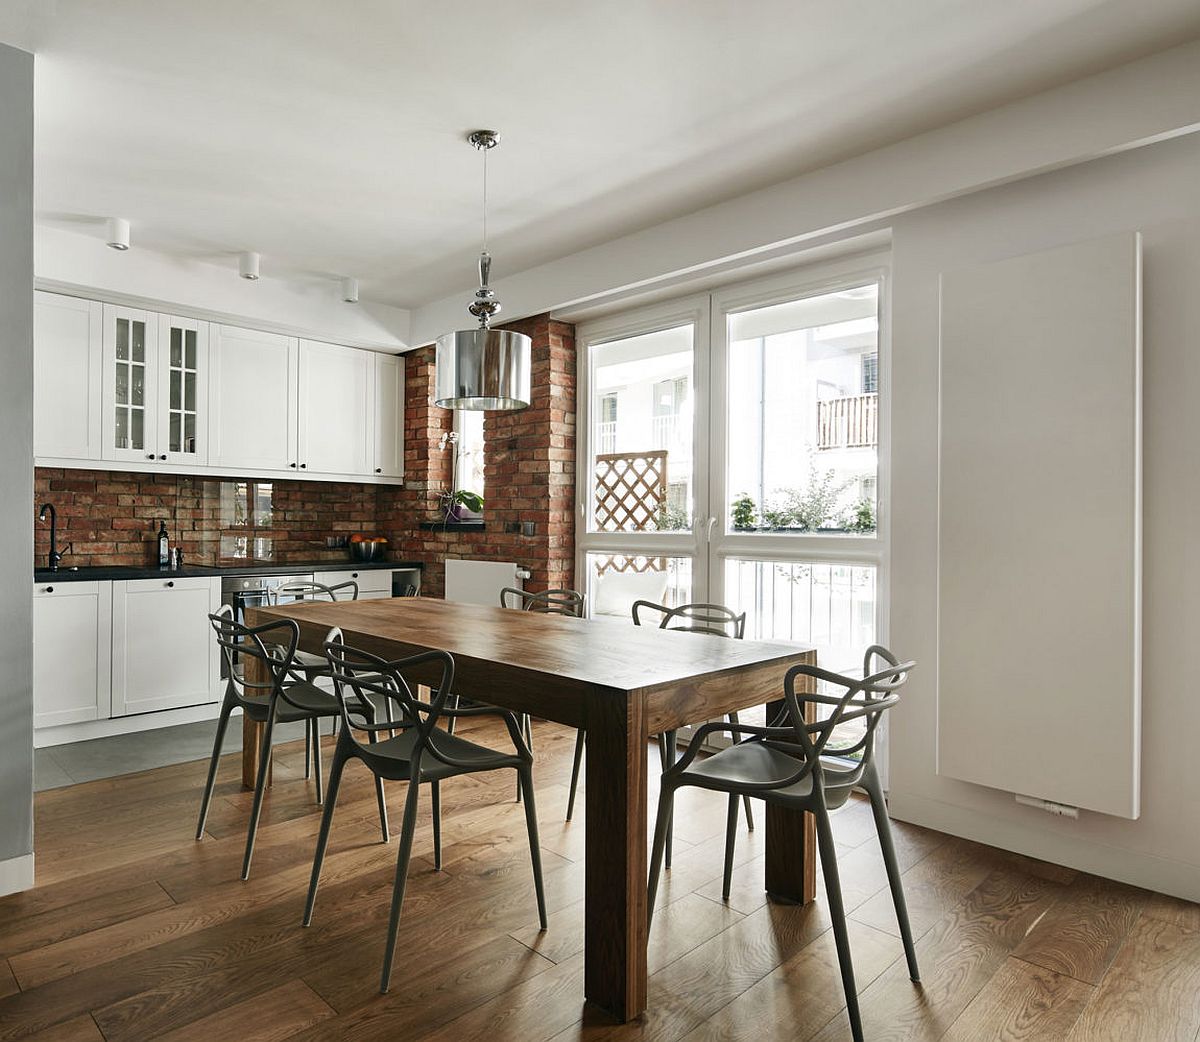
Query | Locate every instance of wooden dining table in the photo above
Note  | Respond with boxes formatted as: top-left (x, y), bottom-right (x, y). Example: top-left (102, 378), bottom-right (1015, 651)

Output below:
top-left (240, 597), bottom-right (817, 1022)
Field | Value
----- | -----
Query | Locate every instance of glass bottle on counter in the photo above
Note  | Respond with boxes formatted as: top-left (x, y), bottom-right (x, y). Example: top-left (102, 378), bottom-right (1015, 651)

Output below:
top-left (157, 521), bottom-right (170, 568)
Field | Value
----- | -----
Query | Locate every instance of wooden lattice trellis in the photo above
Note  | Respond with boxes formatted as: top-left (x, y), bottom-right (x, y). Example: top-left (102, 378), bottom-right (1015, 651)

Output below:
top-left (593, 451), bottom-right (668, 532)
top-left (593, 554), bottom-right (668, 577)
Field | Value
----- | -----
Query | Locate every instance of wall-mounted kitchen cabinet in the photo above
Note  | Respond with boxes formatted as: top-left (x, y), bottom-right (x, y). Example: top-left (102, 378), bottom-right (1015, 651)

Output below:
top-left (110, 576), bottom-right (221, 717)
top-left (33, 291), bottom-right (405, 485)
top-left (32, 580), bottom-right (112, 728)
top-left (33, 292), bottom-right (104, 461)
top-left (297, 339), bottom-right (373, 476)
top-left (373, 351), bottom-right (405, 479)
top-left (99, 306), bottom-right (211, 467)
top-left (208, 324), bottom-right (298, 472)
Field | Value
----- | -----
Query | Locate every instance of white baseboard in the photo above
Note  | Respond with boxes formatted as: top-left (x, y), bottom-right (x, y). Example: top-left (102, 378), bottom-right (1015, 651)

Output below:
top-left (35, 701), bottom-right (229, 748)
top-left (0, 853), bottom-right (34, 897)
top-left (888, 791), bottom-right (1200, 905)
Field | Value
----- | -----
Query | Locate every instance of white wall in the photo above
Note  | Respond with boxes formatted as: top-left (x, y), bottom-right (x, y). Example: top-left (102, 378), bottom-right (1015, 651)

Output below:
top-left (0, 42), bottom-right (35, 895)
top-left (36, 225), bottom-right (412, 351)
top-left (889, 131), bottom-right (1200, 901)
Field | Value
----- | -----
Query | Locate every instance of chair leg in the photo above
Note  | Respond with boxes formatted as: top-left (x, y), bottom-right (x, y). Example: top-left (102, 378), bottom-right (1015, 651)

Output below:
top-left (722, 793), bottom-right (739, 900)
top-left (515, 714), bottom-right (532, 802)
top-left (195, 700), bottom-right (233, 840)
top-left (363, 709), bottom-right (389, 843)
top-left (312, 718), bottom-right (324, 805)
top-left (518, 764), bottom-right (548, 930)
top-left (565, 728), bottom-right (585, 821)
top-left (646, 784), bottom-right (674, 931)
top-left (380, 778), bottom-right (423, 993)
top-left (241, 713), bottom-right (277, 881)
top-left (726, 712), bottom-right (755, 831)
top-left (863, 767), bottom-right (920, 982)
top-left (302, 745), bottom-right (349, 926)
top-left (304, 718), bottom-right (312, 779)
top-left (661, 729), bottom-right (677, 869)
top-left (431, 780), bottom-right (442, 871)
top-left (815, 801), bottom-right (864, 1042)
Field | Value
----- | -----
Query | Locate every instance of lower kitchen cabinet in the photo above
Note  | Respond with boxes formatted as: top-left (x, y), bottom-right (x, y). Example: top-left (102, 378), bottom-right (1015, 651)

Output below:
top-left (33, 580), bottom-right (112, 728)
top-left (111, 576), bottom-right (221, 716)
top-left (314, 568), bottom-right (394, 600)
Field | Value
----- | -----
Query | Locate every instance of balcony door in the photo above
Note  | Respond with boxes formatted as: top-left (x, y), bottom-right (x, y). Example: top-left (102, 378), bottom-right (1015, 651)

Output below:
top-left (577, 256), bottom-right (888, 759)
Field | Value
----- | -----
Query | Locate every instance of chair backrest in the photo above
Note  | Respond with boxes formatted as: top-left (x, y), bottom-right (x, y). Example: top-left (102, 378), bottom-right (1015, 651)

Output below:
top-left (208, 604), bottom-right (299, 708)
top-left (266, 579), bottom-right (358, 606)
top-left (631, 600), bottom-right (746, 639)
top-left (499, 586), bottom-right (584, 618)
top-left (323, 633), bottom-right (466, 773)
top-left (771, 646), bottom-right (914, 791)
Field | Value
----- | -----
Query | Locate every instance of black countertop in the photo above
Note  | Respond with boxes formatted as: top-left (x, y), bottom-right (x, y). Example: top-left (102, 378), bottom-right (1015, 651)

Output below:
top-left (33, 559), bottom-right (424, 584)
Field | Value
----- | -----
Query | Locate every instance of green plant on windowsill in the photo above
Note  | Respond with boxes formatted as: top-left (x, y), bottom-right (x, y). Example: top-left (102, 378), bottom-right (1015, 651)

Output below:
top-left (730, 494), bottom-right (759, 531)
top-left (842, 498), bottom-right (876, 534)
top-left (439, 489), bottom-right (484, 525)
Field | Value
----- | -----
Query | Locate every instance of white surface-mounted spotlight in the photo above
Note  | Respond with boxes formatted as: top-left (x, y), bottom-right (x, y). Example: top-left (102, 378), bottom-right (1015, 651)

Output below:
top-left (239, 251), bottom-right (261, 280)
top-left (106, 217), bottom-right (130, 250)
top-left (342, 277), bottom-right (359, 303)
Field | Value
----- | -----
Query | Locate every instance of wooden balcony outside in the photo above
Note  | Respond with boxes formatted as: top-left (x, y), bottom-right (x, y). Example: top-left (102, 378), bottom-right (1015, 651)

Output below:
top-left (816, 392), bottom-right (877, 450)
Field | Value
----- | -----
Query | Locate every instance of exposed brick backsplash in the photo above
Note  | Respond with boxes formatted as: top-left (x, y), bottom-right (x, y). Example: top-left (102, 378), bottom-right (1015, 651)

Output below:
top-left (34, 313), bottom-right (577, 593)
top-left (33, 469), bottom-right (384, 568)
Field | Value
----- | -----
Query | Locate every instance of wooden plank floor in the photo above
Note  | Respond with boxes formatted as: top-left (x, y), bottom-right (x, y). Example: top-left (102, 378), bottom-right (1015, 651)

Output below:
top-left (3, 718), bottom-right (1199, 1041)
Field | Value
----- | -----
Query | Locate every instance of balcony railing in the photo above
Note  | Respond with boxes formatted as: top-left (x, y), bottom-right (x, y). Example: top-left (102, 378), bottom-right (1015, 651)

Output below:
top-left (597, 421), bottom-right (617, 454)
top-left (816, 392), bottom-right (877, 450)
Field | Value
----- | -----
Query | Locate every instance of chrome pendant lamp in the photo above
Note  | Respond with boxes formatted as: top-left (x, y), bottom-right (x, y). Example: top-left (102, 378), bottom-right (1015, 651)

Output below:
top-left (434, 130), bottom-right (531, 411)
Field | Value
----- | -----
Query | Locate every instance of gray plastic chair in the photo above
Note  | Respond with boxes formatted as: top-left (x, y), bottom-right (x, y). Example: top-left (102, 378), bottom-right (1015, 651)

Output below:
top-left (197, 606), bottom-right (387, 881)
top-left (499, 587), bottom-right (586, 807)
top-left (302, 634), bottom-right (547, 993)
top-left (267, 579), bottom-right (361, 774)
top-left (627, 600), bottom-right (754, 865)
top-left (647, 646), bottom-right (920, 1042)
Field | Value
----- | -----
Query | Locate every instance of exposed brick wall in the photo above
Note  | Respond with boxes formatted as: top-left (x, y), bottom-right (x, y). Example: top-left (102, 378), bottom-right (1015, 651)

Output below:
top-left (378, 315), bottom-right (577, 598)
top-left (33, 469), bottom-right (382, 568)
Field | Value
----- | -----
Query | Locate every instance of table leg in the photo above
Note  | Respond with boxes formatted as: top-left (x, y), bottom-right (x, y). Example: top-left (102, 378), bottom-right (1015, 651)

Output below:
top-left (240, 652), bottom-right (272, 791)
top-left (583, 687), bottom-right (648, 1021)
top-left (763, 695), bottom-right (816, 904)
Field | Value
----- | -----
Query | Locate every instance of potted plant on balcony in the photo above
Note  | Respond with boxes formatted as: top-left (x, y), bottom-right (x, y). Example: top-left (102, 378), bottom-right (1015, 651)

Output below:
top-left (731, 494), bottom-right (759, 531)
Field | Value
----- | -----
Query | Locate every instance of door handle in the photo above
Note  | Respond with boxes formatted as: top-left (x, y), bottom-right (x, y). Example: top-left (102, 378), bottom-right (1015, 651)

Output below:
top-left (707, 516), bottom-right (718, 542)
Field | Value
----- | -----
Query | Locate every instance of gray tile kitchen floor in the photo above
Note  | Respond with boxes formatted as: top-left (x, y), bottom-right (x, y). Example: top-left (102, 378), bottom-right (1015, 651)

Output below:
top-left (34, 717), bottom-right (315, 791)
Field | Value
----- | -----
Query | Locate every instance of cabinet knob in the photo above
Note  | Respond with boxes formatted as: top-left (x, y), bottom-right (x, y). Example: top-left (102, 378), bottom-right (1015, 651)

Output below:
top-left (159, 454), bottom-right (167, 461)
top-left (289, 463), bottom-right (297, 468)
top-left (300, 463), bottom-right (307, 469)
top-left (375, 468), bottom-right (382, 474)
top-left (165, 580), bottom-right (175, 588)
top-left (45, 586), bottom-right (53, 594)
top-left (146, 453), bottom-right (155, 459)
top-left (351, 572), bottom-right (358, 578)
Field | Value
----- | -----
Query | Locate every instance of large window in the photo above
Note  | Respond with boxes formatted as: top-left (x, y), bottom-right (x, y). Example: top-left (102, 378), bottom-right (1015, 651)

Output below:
top-left (454, 409), bottom-right (485, 500)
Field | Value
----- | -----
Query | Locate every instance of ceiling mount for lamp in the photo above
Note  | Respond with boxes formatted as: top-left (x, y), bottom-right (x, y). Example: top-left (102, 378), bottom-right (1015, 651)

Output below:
top-left (434, 129), bottom-right (531, 411)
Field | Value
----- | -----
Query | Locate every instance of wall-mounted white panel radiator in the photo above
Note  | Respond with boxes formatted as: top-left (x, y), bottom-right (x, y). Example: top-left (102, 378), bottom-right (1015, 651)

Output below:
top-left (937, 231), bottom-right (1142, 819)
top-left (444, 559), bottom-right (530, 607)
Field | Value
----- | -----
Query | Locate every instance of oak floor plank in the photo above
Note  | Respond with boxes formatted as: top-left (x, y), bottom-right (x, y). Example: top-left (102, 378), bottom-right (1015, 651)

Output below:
top-left (1141, 890), bottom-right (1200, 933)
top-left (1011, 873), bottom-right (1145, 984)
top-left (0, 963), bottom-right (15, 1002)
top-left (20, 1015), bottom-right (104, 1042)
top-left (810, 868), bottom-right (1062, 1042)
top-left (941, 957), bottom-right (1093, 1041)
top-left (151, 979), bottom-right (335, 1042)
top-left (1065, 915), bottom-right (1200, 1042)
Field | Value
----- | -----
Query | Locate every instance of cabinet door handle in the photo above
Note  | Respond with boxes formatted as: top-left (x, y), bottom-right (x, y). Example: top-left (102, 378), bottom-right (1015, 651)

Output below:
top-left (146, 453), bottom-right (155, 459)
top-left (165, 580), bottom-right (175, 588)
top-left (289, 462), bottom-right (297, 468)
top-left (44, 586), bottom-right (53, 594)
top-left (375, 468), bottom-right (382, 474)
top-left (300, 463), bottom-right (307, 469)
top-left (158, 454), bottom-right (167, 461)
top-left (351, 572), bottom-right (358, 578)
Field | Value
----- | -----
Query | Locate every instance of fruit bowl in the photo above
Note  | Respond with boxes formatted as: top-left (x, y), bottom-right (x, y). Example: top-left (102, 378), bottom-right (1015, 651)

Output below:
top-left (349, 538), bottom-right (387, 562)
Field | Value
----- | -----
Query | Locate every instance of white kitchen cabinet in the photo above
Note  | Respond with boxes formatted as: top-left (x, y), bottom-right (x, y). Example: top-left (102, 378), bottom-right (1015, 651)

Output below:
top-left (314, 568), bottom-right (394, 600)
top-left (111, 576), bottom-right (221, 716)
top-left (208, 325), bottom-right (299, 472)
top-left (101, 304), bottom-right (160, 464)
top-left (34, 292), bottom-right (104, 462)
top-left (157, 315), bottom-right (209, 467)
top-left (32, 581), bottom-right (112, 728)
top-left (373, 352), bottom-right (405, 479)
top-left (297, 340), bottom-right (373, 476)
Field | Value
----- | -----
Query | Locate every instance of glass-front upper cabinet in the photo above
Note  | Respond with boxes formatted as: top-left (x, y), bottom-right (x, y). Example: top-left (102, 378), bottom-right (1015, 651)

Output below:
top-left (101, 305), bottom-right (208, 465)
top-left (157, 315), bottom-right (208, 465)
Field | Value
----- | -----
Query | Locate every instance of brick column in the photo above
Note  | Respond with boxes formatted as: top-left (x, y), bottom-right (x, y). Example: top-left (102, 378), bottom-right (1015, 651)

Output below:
top-left (379, 315), bottom-right (576, 598)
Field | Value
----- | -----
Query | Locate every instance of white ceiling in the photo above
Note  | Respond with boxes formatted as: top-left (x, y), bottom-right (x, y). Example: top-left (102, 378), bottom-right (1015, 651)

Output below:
top-left (4, 0), bottom-right (1198, 309)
